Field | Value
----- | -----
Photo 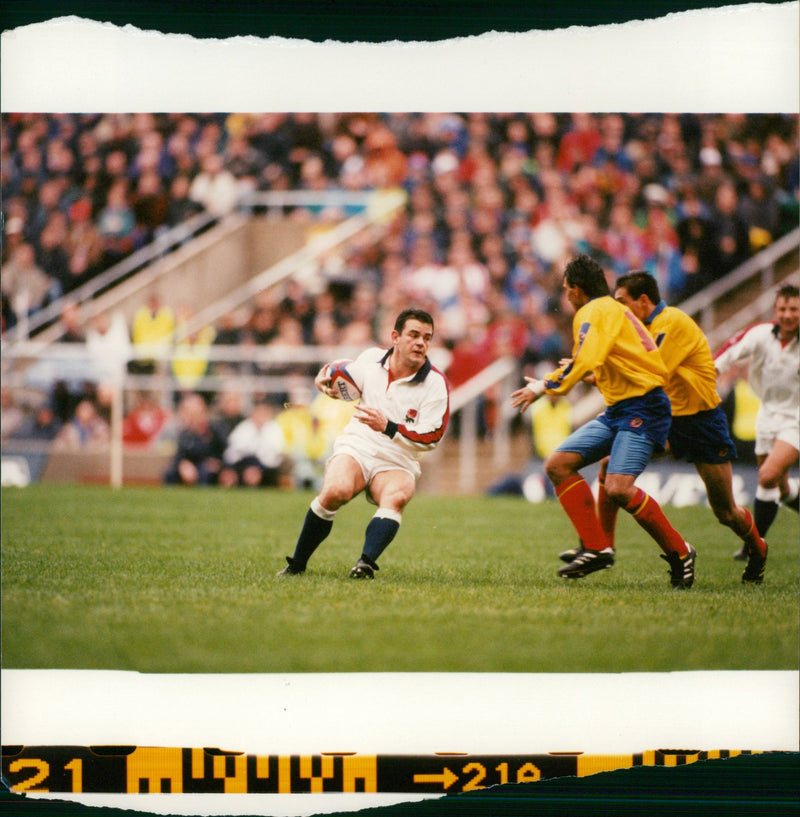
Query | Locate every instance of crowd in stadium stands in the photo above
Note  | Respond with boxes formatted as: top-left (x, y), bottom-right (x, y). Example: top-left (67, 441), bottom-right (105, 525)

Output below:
top-left (2, 112), bottom-right (798, 475)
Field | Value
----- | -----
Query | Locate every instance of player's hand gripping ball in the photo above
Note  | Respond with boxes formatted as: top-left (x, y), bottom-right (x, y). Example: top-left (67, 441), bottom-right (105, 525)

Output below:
top-left (326, 359), bottom-right (362, 401)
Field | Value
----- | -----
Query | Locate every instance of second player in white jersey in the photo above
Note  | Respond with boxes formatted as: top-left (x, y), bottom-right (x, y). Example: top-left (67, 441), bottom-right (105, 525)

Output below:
top-left (715, 321), bottom-right (799, 427)
top-left (714, 283), bottom-right (800, 540)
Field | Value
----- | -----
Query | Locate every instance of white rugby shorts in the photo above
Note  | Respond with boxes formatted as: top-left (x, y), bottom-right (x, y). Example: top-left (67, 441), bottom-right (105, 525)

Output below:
top-left (755, 407), bottom-right (800, 456)
top-left (330, 435), bottom-right (422, 486)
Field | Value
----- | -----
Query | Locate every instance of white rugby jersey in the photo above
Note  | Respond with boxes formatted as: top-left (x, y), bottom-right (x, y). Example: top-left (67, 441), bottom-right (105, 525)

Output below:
top-left (715, 322), bottom-right (800, 421)
top-left (341, 346), bottom-right (450, 460)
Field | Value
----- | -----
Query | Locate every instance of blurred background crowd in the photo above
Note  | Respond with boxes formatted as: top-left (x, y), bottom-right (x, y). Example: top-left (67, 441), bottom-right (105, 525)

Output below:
top-left (2, 111), bottom-right (797, 484)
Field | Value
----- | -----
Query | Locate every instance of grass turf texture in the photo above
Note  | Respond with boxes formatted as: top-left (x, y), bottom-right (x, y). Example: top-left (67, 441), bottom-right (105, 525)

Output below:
top-left (2, 484), bottom-right (798, 673)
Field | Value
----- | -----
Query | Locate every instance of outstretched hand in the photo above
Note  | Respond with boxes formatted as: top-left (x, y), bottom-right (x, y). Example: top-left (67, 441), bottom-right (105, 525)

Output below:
top-left (510, 377), bottom-right (545, 413)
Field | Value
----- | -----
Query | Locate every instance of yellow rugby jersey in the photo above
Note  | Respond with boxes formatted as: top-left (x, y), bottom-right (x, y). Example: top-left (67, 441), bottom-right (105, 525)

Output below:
top-left (544, 296), bottom-right (666, 405)
top-left (645, 301), bottom-right (720, 416)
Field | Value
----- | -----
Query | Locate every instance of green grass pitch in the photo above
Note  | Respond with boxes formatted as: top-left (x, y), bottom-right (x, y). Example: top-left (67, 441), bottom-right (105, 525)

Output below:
top-left (1, 484), bottom-right (798, 673)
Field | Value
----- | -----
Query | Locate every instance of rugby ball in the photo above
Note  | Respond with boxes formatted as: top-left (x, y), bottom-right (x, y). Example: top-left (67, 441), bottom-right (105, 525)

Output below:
top-left (326, 359), bottom-right (362, 401)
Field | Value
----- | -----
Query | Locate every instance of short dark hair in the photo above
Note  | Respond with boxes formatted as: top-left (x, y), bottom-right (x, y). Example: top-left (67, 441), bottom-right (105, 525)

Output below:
top-left (564, 254), bottom-right (610, 299)
top-left (395, 308), bottom-right (434, 334)
top-left (776, 283), bottom-right (800, 301)
top-left (615, 270), bottom-right (661, 305)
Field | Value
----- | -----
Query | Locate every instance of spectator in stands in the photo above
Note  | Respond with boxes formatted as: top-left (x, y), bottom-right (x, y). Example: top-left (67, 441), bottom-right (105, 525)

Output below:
top-left (211, 310), bottom-right (246, 375)
top-left (165, 174), bottom-right (204, 227)
top-left (530, 181), bottom-right (585, 268)
top-left (189, 153), bottom-right (239, 217)
top-left (338, 283), bottom-right (380, 342)
top-left (556, 113), bottom-right (603, 174)
top-left (52, 397), bottom-right (111, 450)
top-left (97, 178), bottom-right (138, 267)
top-left (132, 170), bottom-right (170, 243)
top-left (279, 279), bottom-right (317, 342)
top-left (9, 401), bottom-right (62, 442)
top-left (122, 390), bottom-right (174, 449)
top-left (504, 245), bottom-right (550, 314)
top-left (10, 402), bottom-right (62, 442)
top-left (64, 197), bottom-right (105, 290)
top-left (163, 392), bottom-right (226, 486)
top-left (56, 299), bottom-right (86, 343)
top-left (218, 400), bottom-right (287, 488)
top-left (26, 177), bottom-right (65, 243)
top-left (85, 310), bottom-right (132, 383)
top-left (276, 378), bottom-right (345, 491)
top-left (411, 230), bottom-right (491, 345)
top-left (531, 389), bottom-right (575, 461)
top-left (170, 303), bottom-right (216, 399)
top-left (710, 180), bottom-right (752, 278)
top-left (675, 185), bottom-right (718, 297)
top-left (285, 112), bottom-right (326, 183)
top-left (1, 214), bottom-right (26, 267)
top-left (522, 310), bottom-right (570, 368)
top-left (739, 175), bottom-right (782, 251)
top-left (339, 318), bottom-right (375, 347)
top-left (241, 303), bottom-right (279, 376)
top-left (1, 242), bottom-right (56, 321)
top-left (603, 199), bottom-right (647, 277)
top-left (1, 387), bottom-right (27, 439)
top-left (271, 312), bottom-right (306, 349)
top-left (694, 145), bottom-right (727, 205)
top-left (36, 211), bottom-right (71, 294)
top-left (640, 189), bottom-right (688, 303)
top-left (592, 113), bottom-right (635, 185)
top-left (363, 125), bottom-right (408, 188)
top-left (129, 292), bottom-right (175, 375)
top-left (224, 133), bottom-right (266, 186)
top-left (211, 388), bottom-right (247, 446)
top-left (310, 309), bottom-right (341, 346)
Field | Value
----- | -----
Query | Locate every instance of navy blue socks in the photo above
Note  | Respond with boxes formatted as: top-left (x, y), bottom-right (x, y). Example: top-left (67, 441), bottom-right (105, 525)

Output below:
top-left (361, 510), bottom-right (402, 567)
top-left (291, 498), bottom-right (336, 568)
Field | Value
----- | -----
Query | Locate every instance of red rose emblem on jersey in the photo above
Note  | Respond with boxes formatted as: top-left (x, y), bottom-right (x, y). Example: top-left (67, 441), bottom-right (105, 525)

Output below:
top-left (404, 409), bottom-right (418, 424)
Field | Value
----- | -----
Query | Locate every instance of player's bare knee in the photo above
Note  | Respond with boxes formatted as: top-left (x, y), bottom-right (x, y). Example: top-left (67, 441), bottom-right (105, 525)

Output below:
top-left (603, 475), bottom-right (635, 506)
top-left (606, 487), bottom-right (632, 507)
top-left (544, 454), bottom-right (571, 485)
top-left (318, 485), bottom-right (351, 509)
top-left (377, 487), bottom-right (412, 512)
top-left (758, 469), bottom-right (782, 490)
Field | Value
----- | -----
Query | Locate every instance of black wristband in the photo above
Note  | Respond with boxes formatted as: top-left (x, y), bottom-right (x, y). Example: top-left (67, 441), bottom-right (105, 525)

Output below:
top-left (383, 420), bottom-right (398, 438)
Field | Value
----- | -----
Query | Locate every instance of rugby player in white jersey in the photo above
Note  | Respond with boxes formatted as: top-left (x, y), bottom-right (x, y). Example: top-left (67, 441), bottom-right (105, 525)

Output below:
top-left (278, 308), bottom-right (450, 578)
top-left (714, 283), bottom-right (800, 546)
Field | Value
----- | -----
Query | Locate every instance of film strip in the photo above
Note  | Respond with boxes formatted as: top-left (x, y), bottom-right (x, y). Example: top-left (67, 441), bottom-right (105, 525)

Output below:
top-left (2, 746), bottom-right (762, 795)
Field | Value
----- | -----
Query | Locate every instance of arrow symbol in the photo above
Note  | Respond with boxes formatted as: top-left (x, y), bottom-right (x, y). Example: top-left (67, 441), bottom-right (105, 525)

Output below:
top-left (413, 767), bottom-right (459, 789)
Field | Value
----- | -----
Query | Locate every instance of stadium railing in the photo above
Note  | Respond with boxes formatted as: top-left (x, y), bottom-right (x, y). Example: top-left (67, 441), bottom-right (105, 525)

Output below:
top-left (3, 210), bottom-right (220, 346)
top-left (679, 225), bottom-right (800, 350)
top-left (170, 189), bottom-right (406, 345)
